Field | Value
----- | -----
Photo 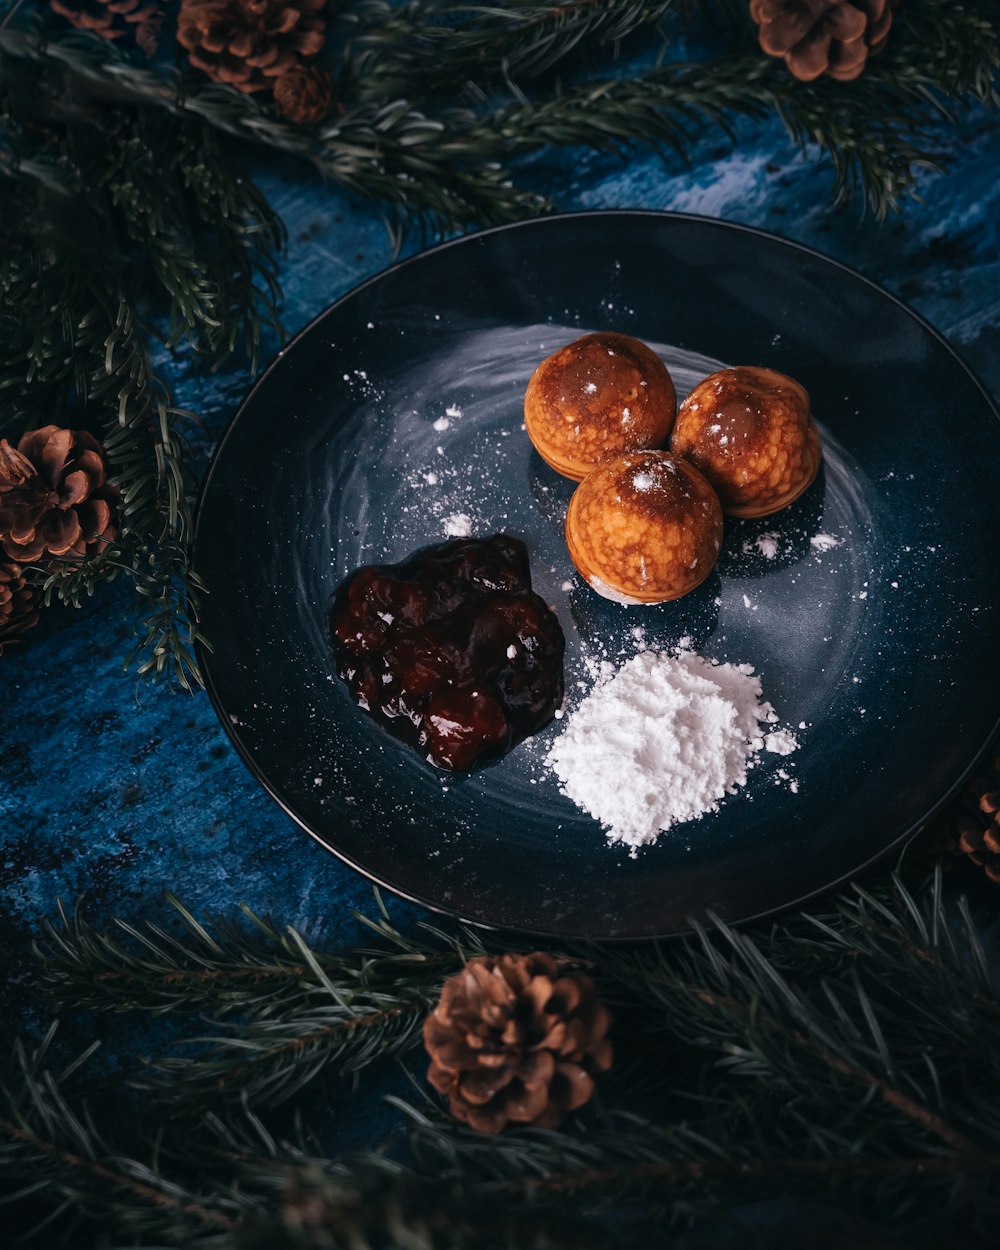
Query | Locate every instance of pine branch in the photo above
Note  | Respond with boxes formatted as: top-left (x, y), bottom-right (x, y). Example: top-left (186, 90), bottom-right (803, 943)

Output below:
top-left (598, 875), bottom-right (1000, 1157)
top-left (342, 0), bottom-right (681, 100)
top-left (35, 896), bottom-right (483, 1107)
top-left (2, 49), bottom-right (288, 685)
top-left (897, 0), bottom-right (1000, 99)
top-left (5, 0), bottom-right (997, 232)
top-left (141, 1002), bottom-right (430, 1109)
top-left (13, 870), bottom-right (1000, 1246)
top-left (83, 111), bottom-right (286, 372)
top-left (460, 48), bottom-right (954, 220)
top-left (0, 1029), bottom-right (247, 1245)
top-left (0, 20), bottom-right (545, 236)
top-left (35, 893), bottom-right (475, 1019)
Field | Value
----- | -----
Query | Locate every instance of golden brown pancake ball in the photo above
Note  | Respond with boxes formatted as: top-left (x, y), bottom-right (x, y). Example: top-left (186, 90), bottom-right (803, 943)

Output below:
top-left (565, 451), bottom-right (723, 605)
top-left (670, 366), bottom-right (821, 518)
top-left (524, 332), bottom-right (676, 480)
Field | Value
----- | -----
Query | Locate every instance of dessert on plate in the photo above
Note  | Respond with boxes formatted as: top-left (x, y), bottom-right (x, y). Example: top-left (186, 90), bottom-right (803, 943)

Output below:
top-left (669, 365), bottom-right (821, 518)
top-left (524, 332), bottom-right (676, 480)
top-left (565, 450), bottom-right (723, 604)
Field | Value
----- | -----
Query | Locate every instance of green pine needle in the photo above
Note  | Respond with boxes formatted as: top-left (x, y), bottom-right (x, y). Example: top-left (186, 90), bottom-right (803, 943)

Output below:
top-left (8, 870), bottom-right (1000, 1247)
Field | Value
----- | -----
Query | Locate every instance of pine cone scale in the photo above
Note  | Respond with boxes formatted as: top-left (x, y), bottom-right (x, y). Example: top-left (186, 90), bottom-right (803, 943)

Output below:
top-left (758, 13), bottom-right (815, 54)
top-left (27, 426), bottom-right (73, 478)
top-left (82, 498), bottom-right (112, 535)
top-left (6, 510), bottom-right (42, 544)
top-left (0, 441), bottom-right (34, 487)
top-left (502, 1078), bottom-right (552, 1122)
top-left (291, 31), bottom-right (324, 55)
top-left (554, 1063), bottom-right (596, 1111)
top-left (0, 562), bottom-right (39, 653)
top-left (538, 1019), bottom-right (567, 1049)
top-left (62, 470), bottom-right (94, 506)
top-left (551, 975), bottom-right (584, 1013)
top-left (826, 5), bottom-right (867, 39)
top-left (40, 509), bottom-right (82, 556)
top-left (457, 1065), bottom-right (518, 1105)
top-left (791, 28), bottom-right (834, 80)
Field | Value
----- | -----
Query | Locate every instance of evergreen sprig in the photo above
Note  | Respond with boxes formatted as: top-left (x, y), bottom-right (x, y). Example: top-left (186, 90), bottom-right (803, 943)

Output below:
top-left (3, 0), bottom-right (998, 231)
top-left (341, 0), bottom-right (682, 100)
top-left (0, 56), bottom-right (285, 686)
top-left (7, 868), bottom-right (1000, 1247)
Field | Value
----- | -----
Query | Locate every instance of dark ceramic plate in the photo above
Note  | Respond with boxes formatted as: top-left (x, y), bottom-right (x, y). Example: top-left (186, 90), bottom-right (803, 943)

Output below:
top-left (195, 212), bottom-right (1000, 939)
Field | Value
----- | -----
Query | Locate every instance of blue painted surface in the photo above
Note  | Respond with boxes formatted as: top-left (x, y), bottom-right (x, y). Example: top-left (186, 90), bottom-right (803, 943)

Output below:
top-left (2, 98), bottom-right (1000, 1020)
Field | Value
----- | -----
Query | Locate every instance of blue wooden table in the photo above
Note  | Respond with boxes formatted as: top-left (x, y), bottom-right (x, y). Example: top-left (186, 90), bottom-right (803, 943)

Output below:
top-left (3, 101), bottom-right (999, 1025)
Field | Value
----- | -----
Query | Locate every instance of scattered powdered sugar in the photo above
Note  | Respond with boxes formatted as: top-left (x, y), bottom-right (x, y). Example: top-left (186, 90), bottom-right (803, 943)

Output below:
top-left (764, 728), bottom-right (799, 755)
top-left (744, 531), bottom-right (781, 559)
top-left (810, 532), bottom-right (842, 552)
top-left (442, 512), bottom-right (473, 537)
top-left (547, 649), bottom-right (797, 853)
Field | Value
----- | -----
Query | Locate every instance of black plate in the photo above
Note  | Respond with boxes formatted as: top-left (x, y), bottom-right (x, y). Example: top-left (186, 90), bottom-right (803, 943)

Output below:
top-left (195, 212), bottom-right (1000, 939)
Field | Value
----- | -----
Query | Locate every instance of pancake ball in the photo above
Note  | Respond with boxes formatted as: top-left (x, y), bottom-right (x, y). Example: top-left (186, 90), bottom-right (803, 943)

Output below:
top-left (565, 451), bottom-right (723, 605)
top-left (670, 366), bottom-right (822, 518)
top-left (524, 332), bottom-right (676, 480)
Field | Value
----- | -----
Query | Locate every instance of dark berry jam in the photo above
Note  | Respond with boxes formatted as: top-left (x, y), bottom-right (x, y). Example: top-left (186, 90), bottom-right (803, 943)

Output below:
top-left (330, 534), bottom-right (565, 771)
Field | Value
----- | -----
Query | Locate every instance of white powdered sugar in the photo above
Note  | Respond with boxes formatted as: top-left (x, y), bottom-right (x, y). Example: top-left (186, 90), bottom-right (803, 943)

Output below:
top-left (442, 512), bottom-right (473, 537)
top-left (764, 728), bottom-right (799, 756)
top-left (547, 649), bottom-right (797, 852)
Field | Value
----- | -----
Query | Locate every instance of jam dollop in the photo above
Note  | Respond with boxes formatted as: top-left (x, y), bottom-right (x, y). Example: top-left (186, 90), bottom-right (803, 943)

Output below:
top-left (330, 534), bottom-right (565, 771)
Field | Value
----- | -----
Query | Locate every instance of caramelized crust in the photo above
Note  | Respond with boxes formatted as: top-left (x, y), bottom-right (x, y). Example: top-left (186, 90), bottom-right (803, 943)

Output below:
top-left (524, 332), bottom-right (676, 480)
top-left (565, 451), bottom-right (723, 604)
top-left (670, 366), bottom-right (821, 518)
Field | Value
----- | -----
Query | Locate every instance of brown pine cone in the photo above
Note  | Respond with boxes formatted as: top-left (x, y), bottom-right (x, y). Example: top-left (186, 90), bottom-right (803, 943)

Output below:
top-left (749, 0), bottom-right (898, 82)
top-left (424, 952), bottom-right (613, 1133)
top-left (177, 0), bottom-right (326, 94)
top-left (954, 757), bottom-right (1000, 884)
top-left (273, 64), bottom-right (335, 124)
top-left (916, 748), bottom-right (1000, 884)
top-left (0, 426), bottom-right (119, 564)
top-left (50, 0), bottom-right (164, 55)
top-left (0, 563), bottom-right (39, 655)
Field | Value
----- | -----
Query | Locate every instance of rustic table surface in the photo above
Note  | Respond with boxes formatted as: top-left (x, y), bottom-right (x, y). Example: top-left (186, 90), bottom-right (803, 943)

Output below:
top-left (3, 99), bottom-right (999, 1032)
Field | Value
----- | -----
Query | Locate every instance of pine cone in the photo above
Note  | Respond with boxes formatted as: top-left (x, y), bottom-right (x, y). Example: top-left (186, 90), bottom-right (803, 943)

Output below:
top-left (273, 64), bottom-right (335, 124)
top-left (177, 0), bottom-right (326, 94)
top-left (749, 0), bottom-right (898, 82)
top-left (917, 748), bottom-right (1000, 884)
top-left (50, 0), bottom-right (164, 55)
top-left (424, 952), bottom-right (613, 1133)
top-left (0, 426), bottom-right (119, 564)
top-left (0, 563), bottom-right (39, 655)
top-left (953, 757), bottom-right (1000, 884)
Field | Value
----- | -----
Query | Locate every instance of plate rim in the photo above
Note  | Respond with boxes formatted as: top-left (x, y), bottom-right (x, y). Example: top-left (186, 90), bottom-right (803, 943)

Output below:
top-left (193, 209), bottom-right (1000, 940)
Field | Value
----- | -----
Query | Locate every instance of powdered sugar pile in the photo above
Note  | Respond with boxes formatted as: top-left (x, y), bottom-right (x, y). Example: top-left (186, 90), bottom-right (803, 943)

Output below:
top-left (546, 649), bottom-right (797, 852)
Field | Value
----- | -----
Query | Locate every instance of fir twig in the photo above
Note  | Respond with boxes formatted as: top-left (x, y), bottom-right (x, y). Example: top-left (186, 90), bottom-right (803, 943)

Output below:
top-left (342, 0), bottom-right (681, 100)
top-left (11, 871), bottom-right (1000, 1246)
top-left (35, 894), bottom-right (474, 1019)
top-left (35, 896), bottom-right (482, 1107)
top-left (0, 64), bottom-right (286, 686)
top-left (4, 0), bottom-right (999, 229)
top-left (0, 1028), bottom-right (248, 1245)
